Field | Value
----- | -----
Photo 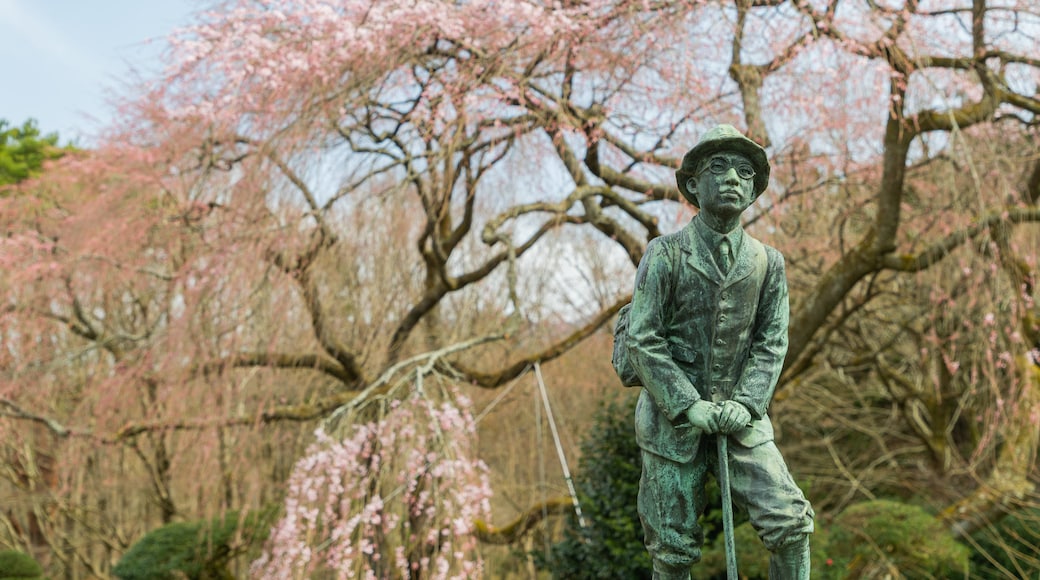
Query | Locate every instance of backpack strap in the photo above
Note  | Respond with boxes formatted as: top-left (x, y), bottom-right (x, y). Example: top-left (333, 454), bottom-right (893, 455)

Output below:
top-left (744, 234), bottom-right (767, 277)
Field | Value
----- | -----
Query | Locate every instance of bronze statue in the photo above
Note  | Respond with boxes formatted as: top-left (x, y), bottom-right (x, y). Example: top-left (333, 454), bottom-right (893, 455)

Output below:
top-left (622, 125), bottom-right (813, 579)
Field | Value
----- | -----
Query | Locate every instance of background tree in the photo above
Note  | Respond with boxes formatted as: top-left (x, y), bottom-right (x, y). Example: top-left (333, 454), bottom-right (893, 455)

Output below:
top-left (1, 0), bottom-right (1039, 576)
top-left (0, 119), bottom-right (67, 188)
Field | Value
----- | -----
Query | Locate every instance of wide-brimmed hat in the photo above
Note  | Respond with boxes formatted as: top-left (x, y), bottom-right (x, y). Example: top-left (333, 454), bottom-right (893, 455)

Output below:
top-left (675, 124), bottom-right (770, 207)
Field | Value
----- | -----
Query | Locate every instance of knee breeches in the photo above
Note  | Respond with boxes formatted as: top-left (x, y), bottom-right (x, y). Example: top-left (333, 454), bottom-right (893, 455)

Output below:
top-left (638, 436), bottom-right (814, 569)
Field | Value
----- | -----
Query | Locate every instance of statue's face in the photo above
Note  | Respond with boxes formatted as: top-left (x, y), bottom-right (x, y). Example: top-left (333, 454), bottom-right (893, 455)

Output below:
top-left (686, 152), bottom-right (756, 218)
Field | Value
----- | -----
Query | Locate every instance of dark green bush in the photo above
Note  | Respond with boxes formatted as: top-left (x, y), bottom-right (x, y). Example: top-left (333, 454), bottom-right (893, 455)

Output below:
top-left (112, 508), bottom-right (275, 580)
top-left (969, 507), bottom-right (1040, 579)
top-left (0, 550), bottom-right (44, 579)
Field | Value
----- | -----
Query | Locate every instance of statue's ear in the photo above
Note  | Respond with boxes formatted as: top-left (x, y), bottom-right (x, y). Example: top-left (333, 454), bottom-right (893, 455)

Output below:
top-left (686, 177), bottom-right (697, 195)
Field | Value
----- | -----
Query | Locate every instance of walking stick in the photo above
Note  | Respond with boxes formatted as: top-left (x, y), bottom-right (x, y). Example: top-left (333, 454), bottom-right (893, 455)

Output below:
top-left (717, 434), bottom-right (738, 580)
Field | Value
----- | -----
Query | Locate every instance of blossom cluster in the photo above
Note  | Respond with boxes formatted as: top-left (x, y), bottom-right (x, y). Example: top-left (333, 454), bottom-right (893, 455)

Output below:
top-left (159, 0), bottom-right (603, 127)
top-left (251, 390), bottom-right (492, 579)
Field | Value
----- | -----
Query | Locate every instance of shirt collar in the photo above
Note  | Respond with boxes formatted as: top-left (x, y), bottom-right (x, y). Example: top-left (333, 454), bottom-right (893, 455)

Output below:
top-left (692, 214), bottom-right (743, 250)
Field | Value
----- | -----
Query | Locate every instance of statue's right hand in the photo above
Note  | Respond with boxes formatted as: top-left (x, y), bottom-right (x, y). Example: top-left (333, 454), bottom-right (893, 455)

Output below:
top-left (685, 400), bottom-right (720, 433)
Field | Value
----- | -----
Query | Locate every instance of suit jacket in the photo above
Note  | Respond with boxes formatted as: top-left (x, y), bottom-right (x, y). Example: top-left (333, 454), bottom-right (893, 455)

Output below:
top-left (626, 217), bottom-right (789, 462)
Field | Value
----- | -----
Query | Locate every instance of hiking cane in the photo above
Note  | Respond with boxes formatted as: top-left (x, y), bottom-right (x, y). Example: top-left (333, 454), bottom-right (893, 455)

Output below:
top-left (717, 434), bottom-right (738, 580)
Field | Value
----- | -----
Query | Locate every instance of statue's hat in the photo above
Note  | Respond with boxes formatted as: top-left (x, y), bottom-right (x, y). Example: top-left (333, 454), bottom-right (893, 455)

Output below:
top-left (675, 124), bottom-right (770, 207)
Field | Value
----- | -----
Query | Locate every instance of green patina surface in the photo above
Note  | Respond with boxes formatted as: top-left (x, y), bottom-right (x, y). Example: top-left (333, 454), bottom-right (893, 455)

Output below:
top-left (621, 125), bottom-right (813, 579)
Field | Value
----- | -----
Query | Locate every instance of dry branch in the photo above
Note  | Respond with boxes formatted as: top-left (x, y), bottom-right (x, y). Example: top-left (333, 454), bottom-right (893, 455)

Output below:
top-left (473, 497), bottom-right (573, 544)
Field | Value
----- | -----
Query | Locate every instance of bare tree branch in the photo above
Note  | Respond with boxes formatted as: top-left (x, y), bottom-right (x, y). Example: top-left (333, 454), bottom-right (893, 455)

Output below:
top-left (880, 207), bottom-right (1040, 272)
top-left (473, 497), bottom-right (572, 544)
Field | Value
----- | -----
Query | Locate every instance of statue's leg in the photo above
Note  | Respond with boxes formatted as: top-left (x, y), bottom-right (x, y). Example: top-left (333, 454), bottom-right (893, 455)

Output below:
top-left (768, 533), bottom-right (810, 580)
top-left (725, 440), bottom-right (814, 580)
top-left (638, 450), bottom-right (709, 580)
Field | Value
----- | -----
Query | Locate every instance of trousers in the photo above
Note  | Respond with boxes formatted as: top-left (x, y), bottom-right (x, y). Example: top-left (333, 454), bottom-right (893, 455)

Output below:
top-left (638, 434), bottom-right (814, 572)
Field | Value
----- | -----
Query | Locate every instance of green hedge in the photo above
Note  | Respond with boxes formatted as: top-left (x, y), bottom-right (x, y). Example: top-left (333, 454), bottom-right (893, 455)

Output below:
top-left (0, 550), bottom-right (44, 580)
top-left (112, 508), bottom-right (275, 580)
top-left (827, 499), bottom-right (969, 578)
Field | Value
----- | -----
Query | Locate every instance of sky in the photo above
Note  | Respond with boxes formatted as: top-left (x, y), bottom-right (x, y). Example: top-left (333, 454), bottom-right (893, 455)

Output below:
top-left (0, 0), bottom-right (197, 144)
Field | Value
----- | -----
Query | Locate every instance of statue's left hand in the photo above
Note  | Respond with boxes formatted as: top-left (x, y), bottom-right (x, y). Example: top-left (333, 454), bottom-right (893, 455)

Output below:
top-left (717, 401), bottom-right (751, 434)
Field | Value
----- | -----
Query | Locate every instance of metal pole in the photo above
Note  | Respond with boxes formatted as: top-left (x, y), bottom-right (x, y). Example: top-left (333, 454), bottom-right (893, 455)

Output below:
top-left (534, 362), bottom-right (587, 529)
top-left (717, 434), bottom-right (737, 580)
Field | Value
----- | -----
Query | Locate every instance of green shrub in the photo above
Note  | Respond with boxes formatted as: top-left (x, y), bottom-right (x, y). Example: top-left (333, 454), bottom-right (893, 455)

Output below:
top-left (0, 550), bottom-right (44, 579)
top-left (827, 499), bottom-right (969, 578)
top-left (969, 507), bottom-right (1040, 579)
top-left (112, 508), bottom-right (275, 580)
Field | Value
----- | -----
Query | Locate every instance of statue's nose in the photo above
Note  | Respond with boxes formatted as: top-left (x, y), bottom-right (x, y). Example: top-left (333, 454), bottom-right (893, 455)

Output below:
top-left (722, 168), bottom-right (740, 185)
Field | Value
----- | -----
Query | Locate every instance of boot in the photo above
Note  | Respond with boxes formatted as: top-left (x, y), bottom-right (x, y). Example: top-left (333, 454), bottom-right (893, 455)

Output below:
top-left (768, 534), bottom-right (810, 580)
top-left (651, 561), bottom-right (691, 580)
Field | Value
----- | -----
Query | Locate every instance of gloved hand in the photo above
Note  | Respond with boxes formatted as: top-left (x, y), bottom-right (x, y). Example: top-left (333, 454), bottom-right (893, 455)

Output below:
top-left (717, 400), bottom-right (752, 434)
top-left (685, 400), bottom-right (720, 433)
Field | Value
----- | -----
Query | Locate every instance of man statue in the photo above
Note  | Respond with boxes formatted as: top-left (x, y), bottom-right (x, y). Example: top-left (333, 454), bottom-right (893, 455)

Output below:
top-left (625, 125), bottom-right (813, 579)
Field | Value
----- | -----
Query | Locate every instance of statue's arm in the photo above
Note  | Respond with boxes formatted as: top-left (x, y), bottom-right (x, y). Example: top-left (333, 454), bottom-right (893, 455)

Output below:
top-left (733, 247), bottom-right (790, 419)
top-left (626, 237), bottom-right (700, 421)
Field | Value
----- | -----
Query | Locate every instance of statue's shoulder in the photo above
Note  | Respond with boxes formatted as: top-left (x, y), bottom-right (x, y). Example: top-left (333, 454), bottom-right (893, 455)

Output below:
top-left (644, 228), bottom-right (688, 258)
top-left (744, 234), bottom-right (784, 264)
top-left (763, 243), bottom-right (785, 267)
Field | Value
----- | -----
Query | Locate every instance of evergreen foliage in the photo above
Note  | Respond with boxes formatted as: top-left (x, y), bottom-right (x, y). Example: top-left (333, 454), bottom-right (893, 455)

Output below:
top-left (112, 509), bottom-right (275, 580)
top-left (827, 499), bottom-right (969, 578)
top-left (538, 393), bottom-right (652, 578)
top-left (969, 507), bottom-right (1040, 578)
top-left (0, 550), bottom-right (44, 579)
top-left (0, 119), bottom-right (67, 187)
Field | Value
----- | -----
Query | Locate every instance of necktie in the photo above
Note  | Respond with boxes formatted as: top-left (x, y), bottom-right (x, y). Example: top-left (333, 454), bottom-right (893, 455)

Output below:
top-left (718, 238), bottom-right (731, 275)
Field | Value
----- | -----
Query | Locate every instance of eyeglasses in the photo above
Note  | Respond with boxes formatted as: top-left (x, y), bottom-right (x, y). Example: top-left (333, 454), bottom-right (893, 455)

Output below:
top-left (698, 158), bottom-right (756, 180)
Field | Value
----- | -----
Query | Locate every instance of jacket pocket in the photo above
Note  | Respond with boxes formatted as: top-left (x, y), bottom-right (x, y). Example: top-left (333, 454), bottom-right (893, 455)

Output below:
top-left (667, 341), bottom-right (701, 364)
top-left (731, 415), bottom-right (775, 448)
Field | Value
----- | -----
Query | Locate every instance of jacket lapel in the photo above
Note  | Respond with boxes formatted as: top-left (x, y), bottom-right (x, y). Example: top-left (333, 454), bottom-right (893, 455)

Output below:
top-left (682, 223), bottom-right (723, 285)
top-left (722, 230), bottom-right (755, 290)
